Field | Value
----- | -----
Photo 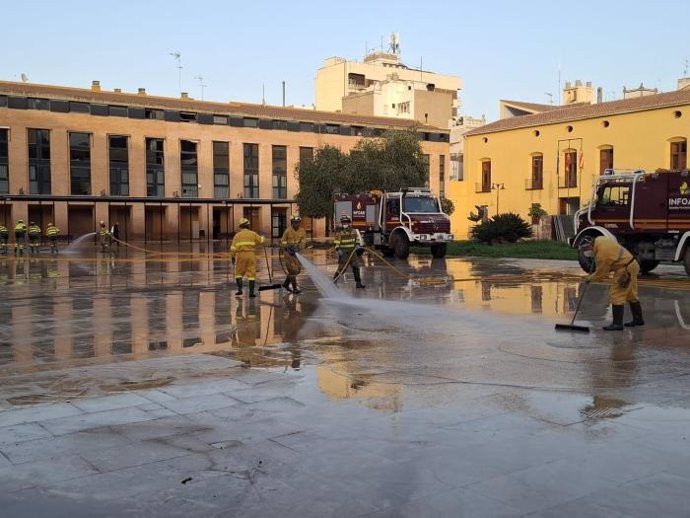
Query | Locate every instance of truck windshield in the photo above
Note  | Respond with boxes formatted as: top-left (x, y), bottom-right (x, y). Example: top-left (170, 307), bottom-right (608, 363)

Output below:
top-left (403, 197), bottom-right (440, 213)
top-left (596, 184), bottom-right (630, 207)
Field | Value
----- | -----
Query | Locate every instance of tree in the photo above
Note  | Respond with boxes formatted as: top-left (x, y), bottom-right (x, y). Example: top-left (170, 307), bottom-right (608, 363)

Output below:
top-left (440, 196), bottom-right (455, 216)
top-left (294, 145), bottom-right (347, 224)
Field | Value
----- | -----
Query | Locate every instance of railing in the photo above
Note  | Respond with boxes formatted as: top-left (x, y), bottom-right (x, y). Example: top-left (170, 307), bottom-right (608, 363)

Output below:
top-left (558, 175), bottom-right (578, 189)
top-left (525, 178), bottom-right (543, 190)
top-left (475, 182), bottom-right (491, 193)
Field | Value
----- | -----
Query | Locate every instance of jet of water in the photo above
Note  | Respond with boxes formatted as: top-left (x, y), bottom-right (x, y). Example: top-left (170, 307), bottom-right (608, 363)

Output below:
top-left (62, 232), bottom-right (97, 254)
top-left (296, 253), bottom-right (349, 299)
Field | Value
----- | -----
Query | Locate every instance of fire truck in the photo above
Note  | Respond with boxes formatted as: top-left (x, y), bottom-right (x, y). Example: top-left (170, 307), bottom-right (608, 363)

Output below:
top-left (571, 169), bottom-right (690, 276)
top-left (334, 187), bottom-right (453, 259)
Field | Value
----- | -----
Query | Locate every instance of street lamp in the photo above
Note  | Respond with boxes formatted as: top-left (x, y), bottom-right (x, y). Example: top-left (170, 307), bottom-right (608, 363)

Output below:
top-left (492, 183), bottom-right (505, 214)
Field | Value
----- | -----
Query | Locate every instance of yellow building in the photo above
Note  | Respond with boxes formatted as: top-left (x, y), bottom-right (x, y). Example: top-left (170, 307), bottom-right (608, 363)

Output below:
top-left (0, 80), bottom-right (450, 242)
top-left (448, 87), bottom-right (690, 239)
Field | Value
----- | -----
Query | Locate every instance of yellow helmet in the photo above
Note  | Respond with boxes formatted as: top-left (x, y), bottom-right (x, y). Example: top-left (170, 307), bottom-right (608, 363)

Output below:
top-left (290, 215), bottom-right (302, 223)
top-left (239, 217), bottom-right (250, 228)
top-left (48, 222), bottom-right (53, 226)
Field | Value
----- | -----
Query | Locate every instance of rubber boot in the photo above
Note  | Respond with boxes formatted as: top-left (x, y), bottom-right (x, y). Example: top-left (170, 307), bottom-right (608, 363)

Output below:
top-left (624, 301), bottom-right (644, 327)
top-left (235, 278), bottom-right (243, 297)
top-left (333, 270), bottom-right (340, 284)
top-left (248, 280), bottom-right (256, 298)
top-left (603, 305), bottom-right (624, 331)
top-left (353, 267), bottom-right (366, 289)
top-left (282, 277), bottom-right (292, 293)
top-left (291, 278), bottom-right (302, 294)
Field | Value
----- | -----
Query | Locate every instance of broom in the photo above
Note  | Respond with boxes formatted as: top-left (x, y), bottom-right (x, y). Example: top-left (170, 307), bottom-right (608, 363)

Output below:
top-left (258, 244), bottom-right (283, 292)
top-left (555, 278), bottom-right (591, 333)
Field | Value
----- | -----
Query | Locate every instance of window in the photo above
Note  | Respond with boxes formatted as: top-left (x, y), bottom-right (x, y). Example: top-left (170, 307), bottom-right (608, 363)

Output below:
top-left (271, 208), bottom-right (287, 239)
top-left (0, 129), bottom-right (8, 193)
top-left (599, 147), bottom-right (614, 175)
top-left (213, 141), bottom-right (229, 198)
top-left (28, 128), bottom-right (51, 194)
top-left (109, 135), bottom-right (129, 196)
top-left (563, 150), bottom-right (578, 188)
top-left (27, 98), bottom-right (50, 110)
top-left (481, 160), bottom-right (491, 192)
top-left (272, 145), bottom-right (287, 199)
top-left (439, 155), bottom-right (445, 198)
top-left (180, 140), bottom-right (198, 197)
top-left (69, 133), bottom-right (91, 195)
top-left (671, 140), bottom-right (687, 170)
top-left (597, 184), bottom-right (630, 207)
top-left (69, 101), bottom-right (90, 113)
top-left (108, 105), bottom-right (128, 117)
top-left (272, 120), bottom-right (287, 130)
top-left (530, 154), bottom-right (543, 189)
top-left (403, 197), bottom-right (440, 213)
top-left (243, 118), bottom-right (259, 128)
top-left (397, 101), bottom-right (410, 114)
top-left (422, 154), bottom-right (430, 183)
top-left (213, 115), bottom-right (228, 125)
top-left (299, 146), bottom-right (313, 164)
top-left (180, 112), bottom-right (197, 123)
top-left (145, 109), bottom-right (164, 120)
top-left (146, 138), bottom-right (165, 197)
top-left (450, 153), bottom-right (463, 181)
top-left (243, 143), bottom-right (259, 198)
top-left (299, 121), bottom-right (314, 133)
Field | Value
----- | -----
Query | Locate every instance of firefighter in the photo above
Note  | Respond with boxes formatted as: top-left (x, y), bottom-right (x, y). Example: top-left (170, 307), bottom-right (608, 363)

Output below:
top-left (230, 217), bottom-right (265, 298)
top-left (13, 219), bottom-right (27, 255)
top-left (581, 236), bottom-right (644, 330)
top-left (280, 214), bottom-right (307, 294)
top-left (333, 213), bottom-right (366, 288)
top-left (0, 223), bottom-right (8, 255)
top-left (98, 221), bottom-right (110, 253)
top-left (27, 221), bottom-right (41, 254)
top-left (45, 222), bottom-right (60, 254)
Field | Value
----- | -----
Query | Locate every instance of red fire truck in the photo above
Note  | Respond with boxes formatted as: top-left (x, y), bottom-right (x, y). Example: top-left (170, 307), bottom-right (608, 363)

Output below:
top-left (571, 170), bottom-right (690, 275)
top-left (334, 187), bottom-right (453, 259)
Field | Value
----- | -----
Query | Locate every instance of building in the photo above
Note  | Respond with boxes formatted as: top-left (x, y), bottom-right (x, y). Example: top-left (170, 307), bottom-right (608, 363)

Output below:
top-left (315, 39), bottom-right (462, 129)
top-left (0, 80), bottom-right (450, 242)
top-left (447, 84), bottom-right (690, 239)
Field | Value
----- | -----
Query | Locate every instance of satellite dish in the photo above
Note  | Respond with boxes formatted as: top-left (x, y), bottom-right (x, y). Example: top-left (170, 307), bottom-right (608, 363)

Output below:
top-left (20, 73), bottom-right (28, 83)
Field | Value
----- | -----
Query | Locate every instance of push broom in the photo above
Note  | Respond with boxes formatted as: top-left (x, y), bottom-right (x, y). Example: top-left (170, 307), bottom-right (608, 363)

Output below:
top-left (555, 275), bottom-right (591, 333)
top-left (258, 245), bottom-right (283, 292)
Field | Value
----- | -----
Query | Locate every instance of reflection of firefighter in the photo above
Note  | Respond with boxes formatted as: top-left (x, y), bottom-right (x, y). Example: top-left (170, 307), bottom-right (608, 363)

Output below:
top-left (14, 219), bottom-right (26, 255)
top-left (581, 236), bottom-right (644, 330)
top-left (230, 218), bottom-right (265, 298)
top-left (27, 222), bottom-right (41, 254)
top-left (333, 213), bottom-right (365, 288)
top-left (281, 295), bottom-right (303, 370)
top-left (233, 299), bottom-right (261, 366)
top-left (280, 215), bottom-right (307, 294)
top-left (0, 224), bottom-right (8, 255)
top-left (98, 221), bottom-right (110, 253)
top-left (45, 223), bottom-right (60, 254)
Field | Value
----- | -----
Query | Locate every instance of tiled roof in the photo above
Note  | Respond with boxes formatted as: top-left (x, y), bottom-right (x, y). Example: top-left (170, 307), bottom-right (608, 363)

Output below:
top-left (468, 88), bottom-right (690, 136)
top-left (0, 80), bottom-right (444, 131)
top-left (500, 99), bottom-right (562, 113)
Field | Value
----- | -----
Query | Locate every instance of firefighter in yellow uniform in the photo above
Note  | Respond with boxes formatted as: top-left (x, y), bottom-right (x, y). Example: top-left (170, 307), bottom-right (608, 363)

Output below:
top-left (581, 236), bottom-right (644, 330)
top-left (14, 219), bottom-right (27, 255)
top-left (280, 215), bottom-right (307, 294)
top-left (45, 223), bottom-right (60, 254)
top-left (27, 222), bottom-right (41, 254)
top-left (333, 213), bottom-right (366, 288)
top-left (230, 218), bottom-right (265, 298)
top-left (0, 224), bottom-right (8, 255)
top-left (98, 221), bottom-right (110, 253)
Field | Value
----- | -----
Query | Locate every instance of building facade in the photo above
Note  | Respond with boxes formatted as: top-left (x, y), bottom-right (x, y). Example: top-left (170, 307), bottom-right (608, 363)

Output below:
top-left (0, 80), bottom-right (450, 242)
top-left (447, 87), bottom-right (690, 239)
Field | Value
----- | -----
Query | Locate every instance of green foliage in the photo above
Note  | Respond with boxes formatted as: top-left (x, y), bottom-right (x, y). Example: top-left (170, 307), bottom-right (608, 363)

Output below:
top-left (440, 196), bottom-right (455, 216)
top-left (294, 145), bottom-right (347, 219)
top-left (527, 203), bottom-right (548, 220)
top-left (440, 239), bottom-right (577, 260)
top-left (470, 213), bottom-right (533, 244)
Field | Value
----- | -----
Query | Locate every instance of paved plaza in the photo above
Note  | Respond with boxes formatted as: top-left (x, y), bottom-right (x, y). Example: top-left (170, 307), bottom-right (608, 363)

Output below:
top-left (1, 244), bottom-right (690, 517)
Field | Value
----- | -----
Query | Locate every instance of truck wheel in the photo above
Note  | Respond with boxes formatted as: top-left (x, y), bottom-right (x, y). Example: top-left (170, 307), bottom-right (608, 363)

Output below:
top-left (431, 243), bottom-right (447, 258)
top-left (684, 248), bottom-right (690, 276)
top-left (578, 250), bottom-right (595, 273)
top-left (639, 260), bottom-right (659, 275)
top-left (392, 234), bottom-right (410, 259)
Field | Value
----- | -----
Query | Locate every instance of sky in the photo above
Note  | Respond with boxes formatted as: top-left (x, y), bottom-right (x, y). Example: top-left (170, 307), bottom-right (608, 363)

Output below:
top-left (3, 0), bottom-right (690, 121)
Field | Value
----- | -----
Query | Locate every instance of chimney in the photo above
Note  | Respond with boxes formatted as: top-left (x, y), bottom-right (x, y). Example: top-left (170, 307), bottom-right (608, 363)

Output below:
top-left (114, 88), bottom-right (122, 93)
top-left (180, 92), bottom-right (189, 99)
top-left (91, 80), bottom-right (101, 92)
top-left (597, 87), bottom-right (603, 103)
top-left (138, 88), bottom-right (147, 95)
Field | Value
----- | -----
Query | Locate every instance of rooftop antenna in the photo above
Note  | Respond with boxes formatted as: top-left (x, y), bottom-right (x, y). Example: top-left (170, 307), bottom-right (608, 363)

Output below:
top-left (169, 51), bottom-right (182, 95)
top-left (544, 92), bottom-right (553, 105)
top-left (194, 75), bottom-right (206, 101)
top-left (20, 73), bottom-right (28, 83)
top-left (262, 83), bottom-right (266, 105)
top-left (684, 58), bottom-right (689, 77)
top-left (389, 33), bottom-right (400, 55)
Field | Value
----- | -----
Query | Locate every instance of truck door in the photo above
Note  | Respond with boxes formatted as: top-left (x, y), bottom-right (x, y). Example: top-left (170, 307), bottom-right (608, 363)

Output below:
top-left (593, 181), bottom-right (633, 232)
top-left (667, 173), bottom-right (690, 233)
top-left (633, 173), bottom-right (669, 232)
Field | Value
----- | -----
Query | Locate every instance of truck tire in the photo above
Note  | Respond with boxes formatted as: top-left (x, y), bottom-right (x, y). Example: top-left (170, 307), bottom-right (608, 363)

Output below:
top-left (684, 247), bottom-right (690, 276)
top-left (431, 243), bottom-right (447, 258)
top-left (578, 250), bottom-right (595, 273)
top-left (639, 260), bottom-right (659, 275)
top-left (391, 234), bottom-right (410, 259)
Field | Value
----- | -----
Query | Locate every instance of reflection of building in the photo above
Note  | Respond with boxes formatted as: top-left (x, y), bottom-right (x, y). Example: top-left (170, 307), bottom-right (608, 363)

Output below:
top-left (0, 80), bottom-right (449, 242)
top-left (447, 78), bottom-right (690, 239)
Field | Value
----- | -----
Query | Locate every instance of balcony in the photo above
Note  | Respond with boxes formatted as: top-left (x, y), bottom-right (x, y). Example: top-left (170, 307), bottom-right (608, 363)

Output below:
top-left (525, 178), bottom-right (543, 190)
top-left (475, 182), bottom-right (491, 193)
top-left (558, 175), bottom-right (578, 189)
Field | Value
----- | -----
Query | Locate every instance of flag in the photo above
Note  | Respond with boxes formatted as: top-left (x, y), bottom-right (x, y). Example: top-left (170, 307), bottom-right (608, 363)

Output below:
top-left (579, 152), bottom-right (584, 171)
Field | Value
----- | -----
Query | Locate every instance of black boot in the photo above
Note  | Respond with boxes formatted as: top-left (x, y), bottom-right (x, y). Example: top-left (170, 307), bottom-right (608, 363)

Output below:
top-left (353, 267), bottom-right (365, 289)
top-left (625, 301), bottom-right (644, 327)
top-left (603, 305), bottom-right (624, 331)
top-left (248, 280), bottom-right (256, 298)
top-left (291, 279), bottom-right (302, 294)
top-left (235, 278), bottom-right (243, 296)
top-left (282, 277), bottom-right (292, 293)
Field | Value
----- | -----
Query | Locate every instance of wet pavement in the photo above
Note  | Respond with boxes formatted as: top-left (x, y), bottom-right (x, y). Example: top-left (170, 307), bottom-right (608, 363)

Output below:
top-left (1, 243), bottom-right (690, 517)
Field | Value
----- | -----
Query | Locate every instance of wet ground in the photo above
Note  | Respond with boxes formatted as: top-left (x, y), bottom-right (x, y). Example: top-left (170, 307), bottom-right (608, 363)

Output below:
top-left (1, 242), bottom-right (690, 517)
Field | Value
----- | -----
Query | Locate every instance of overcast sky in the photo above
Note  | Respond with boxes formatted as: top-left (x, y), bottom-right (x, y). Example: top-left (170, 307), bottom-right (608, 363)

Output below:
top-left (3, 0), bottom-right (689, 120)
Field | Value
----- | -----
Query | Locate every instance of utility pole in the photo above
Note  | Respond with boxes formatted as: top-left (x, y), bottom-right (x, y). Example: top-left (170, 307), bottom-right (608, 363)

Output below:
top-left (169, 51), bottom-right (182, 95)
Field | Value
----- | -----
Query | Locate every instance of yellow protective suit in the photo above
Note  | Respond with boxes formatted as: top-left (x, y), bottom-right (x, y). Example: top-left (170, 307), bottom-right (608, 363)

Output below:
top-left (230, 228), bottom-right (264, 281)
top-left (280, 226), bottom-right (307, 275)
top-left (590, 236), bottom-right (640, 305)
